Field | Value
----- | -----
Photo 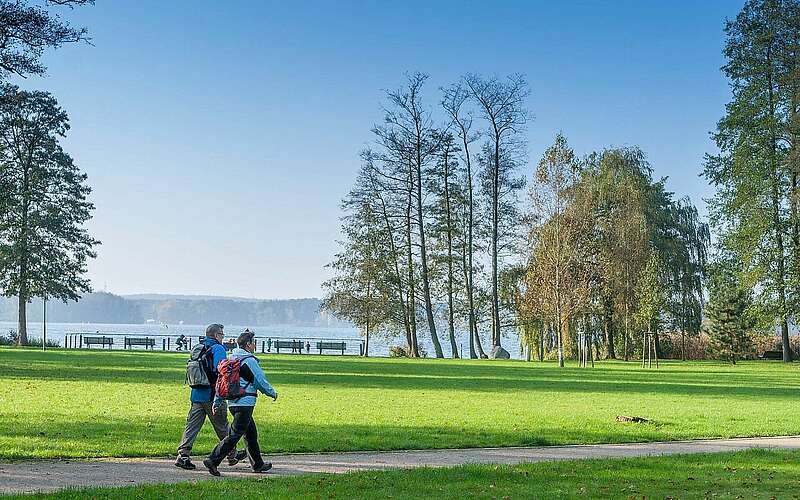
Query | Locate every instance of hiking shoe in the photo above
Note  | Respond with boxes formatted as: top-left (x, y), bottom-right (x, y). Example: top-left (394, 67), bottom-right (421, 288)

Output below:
top-left (174, 455), bottom-right (196, 470)
top-left (253, 462), bottom-right (272, 473)
top-left (227, 449), bottom-right (247, 466)
top-left (203, 458), bottom-right (220, 477)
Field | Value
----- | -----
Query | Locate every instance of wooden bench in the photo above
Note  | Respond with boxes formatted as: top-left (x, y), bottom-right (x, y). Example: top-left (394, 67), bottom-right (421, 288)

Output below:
top-left (83, 336), bottom-right (114, 349)
top-left (758, 350), bottom-right (784, 360)
top-left (317, 341), bottom-right (346, 355)
top-left (124, 337), bottom-right (155, 350)
top-left (274, 340), bottom-right (303, 353)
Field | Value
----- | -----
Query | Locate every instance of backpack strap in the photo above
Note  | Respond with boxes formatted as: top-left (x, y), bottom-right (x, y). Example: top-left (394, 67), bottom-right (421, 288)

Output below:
top-left (237, 355), bottom-right (258, 396)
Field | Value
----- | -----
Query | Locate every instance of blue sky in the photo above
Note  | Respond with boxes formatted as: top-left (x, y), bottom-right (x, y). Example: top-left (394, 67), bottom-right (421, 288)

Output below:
top-left (20, 0), bottom-right (742, 299)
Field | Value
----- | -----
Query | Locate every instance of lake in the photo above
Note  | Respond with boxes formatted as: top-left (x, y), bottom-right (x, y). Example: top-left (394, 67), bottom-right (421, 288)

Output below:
top-left (0, 321), bottom-right (524, 359)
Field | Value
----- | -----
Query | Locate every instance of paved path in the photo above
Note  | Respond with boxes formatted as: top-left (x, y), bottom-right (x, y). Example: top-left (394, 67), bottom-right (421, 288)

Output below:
top-left (2, 436), bottom-right (799, 495)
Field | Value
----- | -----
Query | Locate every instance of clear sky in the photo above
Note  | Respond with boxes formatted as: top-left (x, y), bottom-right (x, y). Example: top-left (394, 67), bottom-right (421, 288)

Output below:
top-left (18, 0), bottom-right (743, 299)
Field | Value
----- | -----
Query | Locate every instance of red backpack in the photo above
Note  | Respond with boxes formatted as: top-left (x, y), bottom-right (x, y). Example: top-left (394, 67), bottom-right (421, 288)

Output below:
top-left (215, 355), bottom-right (255, 400)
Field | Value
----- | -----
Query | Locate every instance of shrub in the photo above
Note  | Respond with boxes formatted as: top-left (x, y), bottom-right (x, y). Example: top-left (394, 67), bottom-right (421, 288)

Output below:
top-left (27, 338), bottom-right (61, 348)
top-left (389, 345), bottom-right (428, 358)
top-left (657, 332), bottom-right (711, 360)
top-left (389, 345), bottom-right (409, 358)
top-left (0, 330), bottom-right (18, 346)
top-left (0, 330), bottom-right (59, 348)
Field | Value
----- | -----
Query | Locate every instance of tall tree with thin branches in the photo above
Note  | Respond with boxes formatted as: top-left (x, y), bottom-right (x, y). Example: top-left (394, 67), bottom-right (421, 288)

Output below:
top-left (376, 73), bottom-right (445, 357)
top-left (465, 73), bottom-right (529, 349)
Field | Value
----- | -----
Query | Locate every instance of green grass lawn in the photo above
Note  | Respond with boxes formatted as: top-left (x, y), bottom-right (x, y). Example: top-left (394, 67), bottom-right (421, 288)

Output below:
top-left (0, 347), bottom-right (798, 459)
top-left (11, 449), bottom-right (800, 499)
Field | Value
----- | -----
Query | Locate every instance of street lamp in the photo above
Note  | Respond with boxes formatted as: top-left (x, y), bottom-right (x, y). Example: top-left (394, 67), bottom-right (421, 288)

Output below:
top-left (42, 295), bottom-right (47, 352)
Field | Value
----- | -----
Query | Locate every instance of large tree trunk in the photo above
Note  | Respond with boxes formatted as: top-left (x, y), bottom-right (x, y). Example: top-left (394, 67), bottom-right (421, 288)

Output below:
top-left (538, 324), bottom-right (545, 361)
top-left (473, 316), bottom-right (487, 358)
top-left (463, 132), bottom-right (478, 359)
top-left (16, 166), bottom-right (30, 346)
top-left (491, 138), bottom-right (502, 347)
top-left (555, 309), bottom-right (564, 368)
top-left (364, 314), bottom-right (370, 357)
top-left (789, 35), bottom-right (800, 362)
top-left (623, 303), bottom-right (630, 362)
top-left (378, 195), bottom-right (411, 351)
top-left (406, 189), bottom-right (419, 357)
top-left (414, 152), bottom-right (443, 358)
top-left (444, 154), bottom-right (458, 358)
top-left (461, 243), bottom-right (477, 358)
top-left (790, 30), bottom-right (800, 354)
top-left (17, 292), bottom-right (28, 346)
top-left (680, 295), bottom-right (687, 361)
top-left (767, 43), bottom-right (792, 362)
top-left (603, 296), bottom-right (616, 359)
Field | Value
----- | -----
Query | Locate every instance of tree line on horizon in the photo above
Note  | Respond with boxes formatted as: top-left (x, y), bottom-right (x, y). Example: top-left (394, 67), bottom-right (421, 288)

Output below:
top-left (323, 0), bottom-right (800, 364)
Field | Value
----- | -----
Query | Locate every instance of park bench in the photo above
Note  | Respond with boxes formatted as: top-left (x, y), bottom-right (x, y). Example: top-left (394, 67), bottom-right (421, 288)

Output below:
top-left (274, 340), bottom-right (304, 353)
top-left (317, 341), bottom-right (346, 355)
top-left (124, 337), bottom-right (155, 350)
top-left (83, 336), bottom-right (114, 349)
top-left (758, 350), bottom-right (783, 360)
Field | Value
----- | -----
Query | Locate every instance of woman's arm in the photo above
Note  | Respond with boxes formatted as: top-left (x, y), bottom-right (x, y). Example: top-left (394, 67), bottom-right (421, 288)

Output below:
top-left (245, 358), bottom-right (277, 399)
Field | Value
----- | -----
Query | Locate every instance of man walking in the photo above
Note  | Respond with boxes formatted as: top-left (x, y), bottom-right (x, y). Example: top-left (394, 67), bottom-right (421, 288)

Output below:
top-left (204, 329), bottom-right (278, 476)
top-left (175, 323), bottom-right (245, 470)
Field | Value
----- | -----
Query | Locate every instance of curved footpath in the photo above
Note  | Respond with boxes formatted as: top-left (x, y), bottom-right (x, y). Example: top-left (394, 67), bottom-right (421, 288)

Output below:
top-left (2, 436), bottom-right (800, 495)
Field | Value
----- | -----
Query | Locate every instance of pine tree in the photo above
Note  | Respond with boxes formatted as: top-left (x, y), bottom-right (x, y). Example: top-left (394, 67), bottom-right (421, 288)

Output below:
top-left (705, 273), bottom-right (755, 365)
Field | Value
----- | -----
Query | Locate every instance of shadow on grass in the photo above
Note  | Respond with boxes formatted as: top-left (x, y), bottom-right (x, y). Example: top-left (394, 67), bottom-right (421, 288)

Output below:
top-left (0, 411), bottom-right (691, 460)
top-left (3, 349), bottom-right (798, 401)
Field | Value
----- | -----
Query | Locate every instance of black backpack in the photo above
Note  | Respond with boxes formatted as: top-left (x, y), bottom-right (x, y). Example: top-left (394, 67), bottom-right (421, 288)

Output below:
top-left (185, 343), bottom-right (216, 388)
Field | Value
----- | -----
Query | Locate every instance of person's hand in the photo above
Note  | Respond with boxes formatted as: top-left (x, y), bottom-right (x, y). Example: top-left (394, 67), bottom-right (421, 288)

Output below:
top-left (271, 391), bottom-right (278, 402)
top-left (212, 400), bottom-right (224, 415)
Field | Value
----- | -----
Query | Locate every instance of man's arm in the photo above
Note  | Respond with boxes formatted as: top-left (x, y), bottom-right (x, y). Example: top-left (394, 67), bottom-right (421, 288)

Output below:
top-left (211, 344), bottom-right (227, 372)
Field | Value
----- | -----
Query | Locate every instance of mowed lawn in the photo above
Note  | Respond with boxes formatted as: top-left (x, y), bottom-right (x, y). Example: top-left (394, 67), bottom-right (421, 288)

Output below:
top-left (11, 449), bottom-right (800, 499)
top-left (0, 348), bottom-right (798, 459)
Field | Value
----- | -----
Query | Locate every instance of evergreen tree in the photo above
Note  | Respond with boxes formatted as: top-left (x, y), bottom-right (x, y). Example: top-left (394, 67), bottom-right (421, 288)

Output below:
top-left (0, 85), bottom-right (98, 345)
top-left (703, 0), bottom-right (800, 361)
top-left (705, 268), bottom-right (756, 364)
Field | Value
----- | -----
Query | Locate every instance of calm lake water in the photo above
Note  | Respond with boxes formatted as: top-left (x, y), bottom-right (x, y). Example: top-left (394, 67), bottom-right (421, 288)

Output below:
top-left (0, 321), bottom-right (523, 359)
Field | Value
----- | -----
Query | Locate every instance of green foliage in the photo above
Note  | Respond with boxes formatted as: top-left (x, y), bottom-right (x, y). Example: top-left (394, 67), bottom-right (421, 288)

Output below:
top-left (2, 349), bottom-right (800, 459)
top-left (388, 345), bottom-right (411, 357)
top-left (0, 85), bottom-right (98, 344)
top-left (0, 1), bottom-right (92, 80)
top-left (322, 178), bottom-right (392, 347)
top-left (0, 329), bottom-right (17, 345)
top-left (634, 251), bottom-right (667, 334)
top-left (13, 449), bottom-right (800, 499)
top-left (703, 0), bottom-right (800, 360)
top-left (705, 265), bottom-right (756, 364)
top-left (521, 143), bottom-right (708, 363)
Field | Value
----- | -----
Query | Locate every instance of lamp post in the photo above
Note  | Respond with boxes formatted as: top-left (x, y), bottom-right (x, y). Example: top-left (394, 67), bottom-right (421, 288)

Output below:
top-left (42, 296), bottom-right (47, 351)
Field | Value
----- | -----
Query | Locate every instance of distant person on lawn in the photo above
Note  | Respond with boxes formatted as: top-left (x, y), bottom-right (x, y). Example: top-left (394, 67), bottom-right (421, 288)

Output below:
top-left (175, 323), bottom-right (245, 470)
top-left (204, 329), bottom-right (278, 476)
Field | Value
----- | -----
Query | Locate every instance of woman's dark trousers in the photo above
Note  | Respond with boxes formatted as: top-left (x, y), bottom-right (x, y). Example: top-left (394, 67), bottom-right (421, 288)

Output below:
top-left (208, 406), bottom-right (264, 470)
